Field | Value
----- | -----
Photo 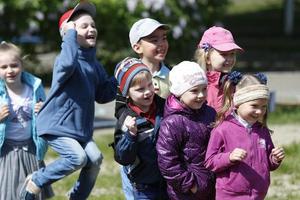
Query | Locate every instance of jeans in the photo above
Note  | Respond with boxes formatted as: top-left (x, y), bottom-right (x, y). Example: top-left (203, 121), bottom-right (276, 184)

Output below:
top-left (132, 182), bottom-right (168, 200)
top-left (32, 136), bottom-right (103, 200)
top-left (120, 166), bottom-right (134, 200)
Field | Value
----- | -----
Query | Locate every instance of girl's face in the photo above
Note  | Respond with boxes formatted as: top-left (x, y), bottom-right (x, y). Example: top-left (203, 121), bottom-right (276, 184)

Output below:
top-left (128, 77), bottom-right (155, 112)
top-left (74, 14), bottom-right (97, 48)
top-left (180, 84), bottom-right (207, 110)
top-left (207, 49), bottom-right (236, 73)
top-left (0, 52), bottom-right (22, 85)
top-left (236, 98), bottom-right (268, 125)
top-left (134, 28), bottom-right (169, 66)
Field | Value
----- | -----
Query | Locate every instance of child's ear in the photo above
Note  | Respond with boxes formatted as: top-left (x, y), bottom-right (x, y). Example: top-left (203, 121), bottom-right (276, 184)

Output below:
top-left (132, 43), bottom-right (143, 54)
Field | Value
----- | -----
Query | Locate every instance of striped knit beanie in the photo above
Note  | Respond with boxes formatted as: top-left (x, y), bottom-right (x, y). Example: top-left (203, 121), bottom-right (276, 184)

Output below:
top-left (115, 57), bottom-right (150, 96)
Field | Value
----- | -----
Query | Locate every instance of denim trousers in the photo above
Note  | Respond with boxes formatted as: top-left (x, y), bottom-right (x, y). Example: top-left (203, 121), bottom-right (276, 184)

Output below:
top-left (120, 166), bottom-right (134, 200)
top-left (32, 136), bottom-right (103, 200)
top-left (132, 182), bottom-right (169, 200)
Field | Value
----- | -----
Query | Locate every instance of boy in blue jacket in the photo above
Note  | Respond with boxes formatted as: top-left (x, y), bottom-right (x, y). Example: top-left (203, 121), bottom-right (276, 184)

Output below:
top-left (20, 2), bottom-right (117, 200)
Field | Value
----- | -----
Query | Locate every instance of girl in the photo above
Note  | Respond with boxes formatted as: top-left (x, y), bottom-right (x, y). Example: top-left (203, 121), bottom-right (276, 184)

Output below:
top-left (113, 57), bottom-right (168, 200)
top-left (194, 26), bottom-right (243, 112)
top-left (205, 72), bottom-right (285, 200)
top-left (156, 61), bottom-right (216, 200)
top-left (0, 42), bottom-right (53, 199)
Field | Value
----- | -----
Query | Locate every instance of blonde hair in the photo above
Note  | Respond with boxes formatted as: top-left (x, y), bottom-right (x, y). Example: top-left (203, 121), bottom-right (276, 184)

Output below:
top-left (0, 41), bottom-right (23, 63)
top-left (216, 74), bottom-right (271, 131)
top-left (194, 48), bottom-right (210, 72)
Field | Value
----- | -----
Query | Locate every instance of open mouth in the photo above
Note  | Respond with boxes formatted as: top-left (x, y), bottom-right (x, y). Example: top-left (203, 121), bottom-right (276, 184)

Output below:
top-left (86, 35), bottom-right (95, 40)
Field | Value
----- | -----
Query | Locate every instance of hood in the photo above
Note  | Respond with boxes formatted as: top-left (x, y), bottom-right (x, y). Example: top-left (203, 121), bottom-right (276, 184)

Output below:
top-left (164, 94), bottom-right (207, 118)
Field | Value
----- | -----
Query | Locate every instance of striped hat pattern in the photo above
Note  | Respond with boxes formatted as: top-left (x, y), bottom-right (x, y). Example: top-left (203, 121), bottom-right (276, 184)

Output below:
top-left (115, 57), bottom-right (150, 96)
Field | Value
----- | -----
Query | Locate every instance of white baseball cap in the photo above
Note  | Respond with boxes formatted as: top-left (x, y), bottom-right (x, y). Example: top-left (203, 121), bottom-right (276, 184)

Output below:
top-left (129, 18), bottom-right (169, 47)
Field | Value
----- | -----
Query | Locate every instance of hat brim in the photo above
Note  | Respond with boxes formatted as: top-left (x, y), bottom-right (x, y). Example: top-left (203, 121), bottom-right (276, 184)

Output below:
top-left (139, 24), bottom-right (170, 40)
top-left (212, 43), bottom-right (243, 52)
top-left (67, 2), bottom-right (96, 22)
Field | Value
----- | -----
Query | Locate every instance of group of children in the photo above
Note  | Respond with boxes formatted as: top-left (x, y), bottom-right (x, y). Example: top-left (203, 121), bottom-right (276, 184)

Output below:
top-left (0, 1), bottom-right (285, 200)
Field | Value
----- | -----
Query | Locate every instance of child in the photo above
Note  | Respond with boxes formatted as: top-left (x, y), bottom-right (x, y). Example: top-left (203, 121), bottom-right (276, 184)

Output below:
top-left (194, 26), bottom-right (243, 112)
top-left (113, 57), bottom-right (168, 200)
top-left (0, 42), bottom-right (53, 199)
top-left (20, 2), bottom-right (117, 200)
top-left (115, 18), bottom-right (170, 200)
top-left (156, 61), bottom-right (216, 200)
top-left (205, 72), bottom-right (285, 200)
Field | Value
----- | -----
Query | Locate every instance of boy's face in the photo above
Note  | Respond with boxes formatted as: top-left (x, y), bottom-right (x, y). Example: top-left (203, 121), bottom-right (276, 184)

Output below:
top-left (73, 13), bottom-right (97, 48)
top-left (133, 28), bottom-right (169, 65)
top-left (0, 51), bottom-right (22, 85)
top-left (128, 76), bottom-right (155, 112)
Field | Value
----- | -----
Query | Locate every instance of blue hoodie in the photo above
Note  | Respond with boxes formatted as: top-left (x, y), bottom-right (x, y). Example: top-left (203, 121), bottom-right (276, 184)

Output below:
top-left (0, 72), bottom-right (47, 160)
top-left (37, 29), bottom-right (117, 142)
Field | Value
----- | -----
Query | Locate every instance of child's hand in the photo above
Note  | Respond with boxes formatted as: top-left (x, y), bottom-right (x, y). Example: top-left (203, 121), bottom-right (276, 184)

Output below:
top-left (61, 21), bottom-right (76, 36)
top-left (124, 116), bottom-right (137, 136)
top-left (190, 184), bottom-right (197, 194)
top-left (34, 101), bottom-right (43, 114)
top-left (271, 147), bottom-right (285, 163)
top-left (229, 148), bottom-right (247, 163)
top-left (0, 104), bottom-right (9, 121)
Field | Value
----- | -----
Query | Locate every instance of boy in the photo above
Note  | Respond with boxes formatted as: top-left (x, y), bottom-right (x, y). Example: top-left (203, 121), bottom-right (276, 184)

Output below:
top-left (20, 2), bottom-right (117, 200)
top-left (114, 18), bottom-right (170, 200)
top-left (115, 18), bottom-right (170, 118)
top-left (113, 57), bottom-right (168, 200)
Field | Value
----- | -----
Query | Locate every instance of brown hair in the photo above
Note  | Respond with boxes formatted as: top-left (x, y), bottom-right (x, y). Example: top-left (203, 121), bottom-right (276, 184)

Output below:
top-left (129, 70), bottom-right (152, 92)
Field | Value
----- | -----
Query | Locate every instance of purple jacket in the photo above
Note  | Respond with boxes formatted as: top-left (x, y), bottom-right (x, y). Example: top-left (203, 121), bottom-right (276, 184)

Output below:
top-left (156, 95), bottom-right (216, 200)
top-left (205, 114), bottom-right (281, 200)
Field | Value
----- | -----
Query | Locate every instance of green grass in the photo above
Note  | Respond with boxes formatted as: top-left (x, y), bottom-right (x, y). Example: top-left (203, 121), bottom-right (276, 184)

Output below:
top-left (266, 142), bottom-right (300, 200)
top-left (268, 105), bottom-right (300, 124)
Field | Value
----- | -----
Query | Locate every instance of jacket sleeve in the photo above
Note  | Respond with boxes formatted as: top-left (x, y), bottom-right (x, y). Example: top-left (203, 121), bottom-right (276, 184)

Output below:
top-left (54, 29), bottom-right (79, 84)
top-left (205, 128), bottom-right (234, 173)
top-left (95, 63), bottom-right (117, 104)
top-left (114, 118), bottom-right (138, 165)
top-left (156, 118), bottom-right (195, 193)
top-left (265, 130), bottom-right (281, 171)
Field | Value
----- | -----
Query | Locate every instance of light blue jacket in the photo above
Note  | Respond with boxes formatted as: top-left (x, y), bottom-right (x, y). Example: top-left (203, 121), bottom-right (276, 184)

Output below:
top-left (0, 72), bottom-right (47, 160)
top-left (36, 30), bottom-right (117, 142)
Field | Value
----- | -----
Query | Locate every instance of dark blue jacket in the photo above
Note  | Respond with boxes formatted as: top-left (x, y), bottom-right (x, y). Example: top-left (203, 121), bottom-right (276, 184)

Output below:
top-left (114, 95), bottom-right (165, 184)
top-left (157, 94), bottom-right (216, 200)
top-left (37, 30), bottom-right (117, 142)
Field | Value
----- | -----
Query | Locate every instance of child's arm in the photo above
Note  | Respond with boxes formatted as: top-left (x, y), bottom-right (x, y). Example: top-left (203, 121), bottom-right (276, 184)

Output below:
top-left (95, 63), bottom-right (117, 104)
top-left (114, 116), bottom-right (138, 165)
top-left (205, 130), bottom-right (237, 173)
top-left (269, 146), bottom-right (285, 170)
top-left (156, 119), bottom-right (196, 193)
top-left (0, 104), bottom-right (9, 122)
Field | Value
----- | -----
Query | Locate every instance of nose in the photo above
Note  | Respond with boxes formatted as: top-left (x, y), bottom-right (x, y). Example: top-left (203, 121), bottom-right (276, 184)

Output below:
top-left (197, 91), bottom-right (205, 98)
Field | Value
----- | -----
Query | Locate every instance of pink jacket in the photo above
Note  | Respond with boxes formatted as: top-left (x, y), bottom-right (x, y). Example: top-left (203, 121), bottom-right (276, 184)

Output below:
top-left (205, 115), bottom-right (281, 200)
top-left (206, 71), bottom-right (226, 112)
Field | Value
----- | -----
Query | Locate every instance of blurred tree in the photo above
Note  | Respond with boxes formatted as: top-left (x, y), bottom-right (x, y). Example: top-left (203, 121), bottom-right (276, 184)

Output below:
top-left (0, 0), bottom-right (229, 78)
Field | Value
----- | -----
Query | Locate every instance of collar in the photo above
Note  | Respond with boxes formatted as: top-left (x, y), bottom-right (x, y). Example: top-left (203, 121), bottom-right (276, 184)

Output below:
top-left (78, 47), bottom-right (96, 61)
top-left (206, 71), bottom-right (227, 86)
top-left (128, 101), bottom-right (156, 125)
top-left (232, 111), bottom-right (253, 129)
top-left (152, 63), bottom-right (169, 79)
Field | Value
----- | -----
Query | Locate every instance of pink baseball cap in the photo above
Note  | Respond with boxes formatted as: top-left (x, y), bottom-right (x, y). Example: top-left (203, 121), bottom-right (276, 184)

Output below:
top-left (198, 26), bottom-right (243, 52)
top-left (58, 2), bottom-right (96, 30)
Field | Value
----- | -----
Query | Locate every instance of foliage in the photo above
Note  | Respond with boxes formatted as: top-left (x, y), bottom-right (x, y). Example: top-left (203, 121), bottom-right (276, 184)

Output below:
top-left (0, 0), bottom-right (230, 76)
top-left (268, 105), bottom-right (300, 124)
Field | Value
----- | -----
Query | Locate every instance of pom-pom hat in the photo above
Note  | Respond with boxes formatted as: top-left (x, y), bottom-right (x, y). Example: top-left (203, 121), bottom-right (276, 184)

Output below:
top-left (58, 2), bottom-right (96, 30)
top-left (115, 57), bottom-right (150, 96)
top-left (198, 26), bottom-right (243, 52)
top-left (169, 61), bottom-right (207, 97)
